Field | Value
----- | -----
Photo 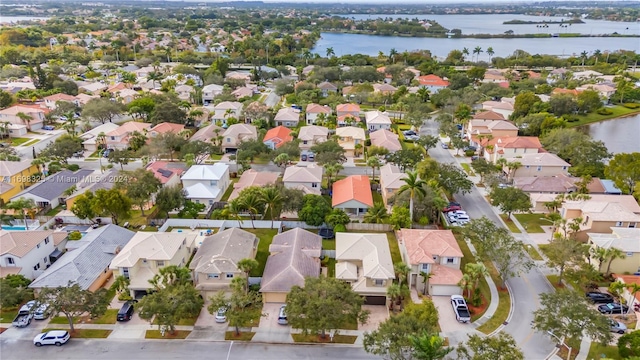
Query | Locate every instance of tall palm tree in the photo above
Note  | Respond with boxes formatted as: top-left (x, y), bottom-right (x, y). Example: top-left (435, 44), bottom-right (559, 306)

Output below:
top-left (409, 332), bottom-right (452, 360)
top-left (486, 47), bottom-right (495, 63)
top-left (466, 263), bottom-right (489, 301)
top-left (323, 163), bottom-right (343, 189)
top-left (260, 187), bottom-right (283, 228)
top-left (222, 200), bottom-right (244, 228)
top-left (15, 112), bottom-right (32, 131)
top-left (389, 48), bottom-right (398, 63)
top-left (6, 197), bottom-right (36, 227)
top-left (237, 258), bottom-right (259, 293)
top-left (367, 157), bottom-right (381, 182)
top-left (147, 71), bottom-right (163, 89)
top-left (605, 248), bottom-right (626, 276)
top-left (240, 193), bottom-right (263, 229)
top-left (0, 121), bottom-right (10, 139)
top-left (416, 88), bottom-right (430, 103)
top-left (325, 47), bottom-right (335, 58)
top-left (363, 202), bottom-right (389, 224)
top-left (419, 271), bottom-right (433, 296)
top-left (462, 47), bottom-right (470, 62)
top-left (386, 283), bottom-right (402, 311)
top-left (473, 46), bottom-right (483, 63)
top-left (394, 262), bottom-right (411, 287)
top-left (397, 171), bottom-right (426, 227)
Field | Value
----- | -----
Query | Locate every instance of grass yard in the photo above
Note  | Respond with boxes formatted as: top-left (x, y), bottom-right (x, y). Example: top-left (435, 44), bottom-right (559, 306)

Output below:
top-left (513, 213), bottom-right (548, 233)
top-left (460, 163), bottom-right (476, 176)
top-left (385, 232), bottom-right (402, 264)
top-left (372, 191), bottom-right (384, 205)
top-left (455, 237), bottom-right (491, 323)
top-left (49, 309), bottom-right (118, 325)
top-left (45, 205), bottom-right (64, 216)
top-left (322, 239), bottom-right (336, 250)
top-left (49, 316), bottom-right (77, 324)
top-left (90, 309), bottom-right (118, 324)
top-left (44, 328), bottom-right (111, 338)
top-left (323, 258), bottom-right (336, 278)
top-left (525, 245), bottom-right (544, 261)
top-left (587, 343), bottom-right (621, 360)
top-left (476, 265), bottom-right (510, 334)
top-left (0, 308), bottom-right (18, 323)
top-left (219, 178), bottom-right (239, 202)
top-left (499, 214), bottom-right (521, 233)
top-left (22, 139), bottom-right (40, 147)
top-left (246, 228), bottom-right (279, 276)
top-left (153, 312), bottom-right (199, 326)
top-left (145, 330), bottom-right (191, 339)
top-left (566, 105), bottom-right (640, 127)
top-left (10, 137), bottom-right (31, 146)
top-left (209, 154), bottom-right (223, 161)
top-left (225, 331), bottom-right (255, 341)
top-left (292, 334), bottom-right (357, 344)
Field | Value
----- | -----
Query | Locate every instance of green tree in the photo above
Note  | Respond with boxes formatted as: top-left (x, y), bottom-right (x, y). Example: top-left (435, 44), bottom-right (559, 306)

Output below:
top-left (604, 152), bottom-right (640, 195)
top-left (311, 140), bottom-right (346, 165)
top-left (323, 162), bottom-right (343, 189)
top-left (386, 148), bottom-right (424, 172)
top-left (363, 300), bottom-right (440, 360)
top-left (93, 188), bottom-right (132, 225)
top-left (512, 91), bottom-right (541, 118)
top-left (398, 171), bottom-right (426, 226)
top-left (38, 282), bottom-right (109, 332)
top-left (155, 185), bottom-right (186, 217)
top-left (128, 97), bottom-right (156, 121)
top-left (436, 163), bottom-right (473, 195)
top-left (177, 200), bottom-right (206, 219)
top-left (367, 156), bottom-right (382, 182)
top-left (364, 202), bottom-right (389, 224)
top-left (119, 168), bottom-right (161, 216)
top-left (110, 275), bottom-right (131, 300)
top-left (489, 187), bottom-right (531, 219)
top-left (81, 98), bottom-right (125, 124)
top-left (41, 134), bottom-right (83, 164)
top-left (619, 330), bottom-right (640, 358)
top-left (541, 128), bottom-right (611, 178)
top-left (208, 277), bottom-right (263, 335)
top-left (260, 186), bottom-right (283, 228)
top-left (5, 197), bottom-right (35, 227)
top-left (70, 191), bottom-right (97, 222)
top-left (107, 148), bottom-right (132, 170)
top-left (128, 131), bottom-right (148, 152)
top-left (545, 235), bottom-right (586, 286)
top-left (532, 290), bottom-right (613, 346)
top-left (471, 158), bottom-right (498, 184)
top-left (298, 194), bottom-right (332, 226)
top-left (389, 206), bottom-right (411, 230)
top-left (286, 276), bottom-right (369, 338)
top-left (325, 208), bottom-right (351, 228)
top-left (237, 258), bottom-right (259, 293)
top-left (456, 333), bottom-right (524, 360)
top-left (239, 191), bottom-right (264, 229)
top-left (0, 275), bottom-right (33, 308)
top-left (410, 332), bottom-right (452, 360)
top-left (150, 101), bottom-right (187, 125)
top-left (576, 90), bottom-right (603, 114)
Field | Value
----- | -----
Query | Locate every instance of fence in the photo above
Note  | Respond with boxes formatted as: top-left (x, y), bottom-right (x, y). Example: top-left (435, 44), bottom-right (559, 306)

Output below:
top-left (321, 250), bottom-right (336, 259)
top-left (158, 219), bottom-right (283, 232)
top-left (346, 223), bottom-right (393, 232)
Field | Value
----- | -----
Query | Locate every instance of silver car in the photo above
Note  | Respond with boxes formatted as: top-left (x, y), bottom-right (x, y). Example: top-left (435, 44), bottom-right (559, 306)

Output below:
top-left (611, 320), bottom-right (627, 334)
top-left (215, 307), bottom-right (227, 323)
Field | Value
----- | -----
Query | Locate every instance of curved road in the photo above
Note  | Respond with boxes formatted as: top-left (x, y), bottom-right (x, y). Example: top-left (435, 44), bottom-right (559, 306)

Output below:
top-left (421, 119), bottom-right (555, 359)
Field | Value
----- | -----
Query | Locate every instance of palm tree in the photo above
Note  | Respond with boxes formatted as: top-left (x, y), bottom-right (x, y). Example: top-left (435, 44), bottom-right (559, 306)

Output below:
top-left (237, 258), bottom-right (259, 293)
top-left (367, 157), bottom-right (381, 182)
top-left (323, 163), bottom-right (343, 189)
top-left (420, 271), bottom-right (433, 296)
top-left (605, 248), bottom-right (626, 276)
top-left (325, 47), bottom-right (335, 58)
top-left (273, 153), bottom-right (290, 175)
top-left (260, 187), bottom-right (283, 228)
top-left (626, 283), bottom-right (640, 313)
top-left (147, 71), bottom-right (163, 89)
top-left (462, 47), bottom-right (470, 62)
top-left (394, 262), bottom-right (411, 287)
top-left (240, 193), bottom-right (263, 229)
top-left (0, 121), bottom-right (10, 139)
top-left (6, 197), bottom-right (36, 227)
top-left (222, 200), bottom-right (244, 228)
top-left (473, 46), bottom-right (483, 63)
top-left (363, 202), bottom-right (389, 224)
top-left (593, 49), bottom-right (601, 65)
top-left (389, 48), bottom-right (398, 63)
top-left (354, 143), bottom-right (363, 157)
top-left (409, 332), bottom-right (452, 360)
top-left (15, 112), bottom-right (32, 131)
top-left (486, 47), bottom-right (495, 63)
top-left (466, 263), bottom-right (489, 302)
top-left (386, 283), bottom-right (402, 311)
top-left (458, 273), bottom-right (474, 299)
top-left (416, 88), bottom-right (430, 103)
top-left (397, 171), bottom-right (426, 227)
top-left (581, 51), bottom-right (588, 67)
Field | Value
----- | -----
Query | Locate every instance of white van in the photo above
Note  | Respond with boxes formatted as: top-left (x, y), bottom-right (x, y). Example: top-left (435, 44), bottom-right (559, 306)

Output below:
top-left (277, 305), bottom-right (288, 325)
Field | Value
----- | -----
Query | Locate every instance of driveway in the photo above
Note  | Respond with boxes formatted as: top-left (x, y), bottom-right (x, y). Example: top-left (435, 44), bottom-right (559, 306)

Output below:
top-left (358, 305), bottom-right (389, 332)
top-left (252, 303), bottom-right (291, 343)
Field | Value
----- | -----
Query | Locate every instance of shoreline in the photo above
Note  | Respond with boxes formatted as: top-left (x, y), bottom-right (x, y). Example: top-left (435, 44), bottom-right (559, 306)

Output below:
top-left (319, 30), bottom-right (640, 39)
top-left (568, 107), bottom-right (640, 128)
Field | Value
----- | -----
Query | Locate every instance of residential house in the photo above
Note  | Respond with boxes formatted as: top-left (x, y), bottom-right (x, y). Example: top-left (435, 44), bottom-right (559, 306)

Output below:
top-left (547, 68), bottom-right (569, 84)
top-left (560, 194), bottom-right (640, 241)
top-left (202, 84), bottom-right (224, 104)
top-left (483, 136), bottom-right (543, 163)
top-left (336, 103), bottom-right (361, 119)
top-left (274, 107), bottom-right (301, 128)
top-left (105, 121), bottom-right (151, 150)
top-left (29, 225), bottom-right (135, 292)
top-left (221, 124), bottom-right (258, 153)
top-left (0, 230), bottom-right (68, 280)
top-left (190, 123), bottom-right (223, 143)
top-left (417, 74), bottom-right (449, 93)
top-left (298, 125), bottom-right (329, 151)
top-left (611, 275), bottom-right (640, 308)
top-left (576, 84), bottom-right (616, 103)
top-left (146, 161), bottom-right (185, 188)
top-left (317, 82), bottom-right (338, 97)
top-left (337, 114), bottom-right (361, 127)
top-left (64, 169), bottom-right (121, 210)
top-left (511, 153), bottom-right (571, 178)
top-left (75, 93), bottom-right (99, 106)
top-left (332, 175), bottom-right (373, 216)
top-left (115, 88), bottom-right (138, 104)
top-left (190, 228), bottom-right (258, 297)
top-left (148, 122), bottom-right (186, 138)
top-left (175, 84), bottom-right (194, 101)
top-left (225, 71), bottom-right (251, 83)
top-left (231, 86), bottom-right (253, 100)
top-left (0, 160), bottom-right (40, 205)
top-left (472, 110), bottom-right (505, 121)
top-left (305, 103), bottom-right (331, 125)
top-left (5, 123), bottom-right (27, 137)
top-left (110, 231), bottom-right (196, 298)
top-left (263, 126), bottom-right (293, 150)
top-left (80, 123), bottom-right (119, 152)
top-left (573, 70), bottom-right (603, 80)
top-left (260, 228), bottom-right (321, 303)
top-left (283, 164), bottom-right (323, 195)
top-left (369, 129), bottom-right (402, 153)
top-left (467, 119), bottom-right (519, 147)
top-left (335, 232), bottom-right (395, 305)
top-left (514, 174), bottom-right (578, 195)
top-left (336, 126), bottom-right (366, 157)
top-left (481, 100), bottom-right (514, 119)
top-left (482, 70), bottom-right (508, 83)
top-left (229, 169), bottom-right (279, 201)
top-left (379, 164), bottom-right (408, 206)
top-left (79, 82), bottom-right (107, 94)
top-left (589, 228), bottom-right (640, 275)
top-left (0, 105), bottom-right (46, 130)
top-left (398, 229), bottom-right (464, 296)
top-left (212, 101), bottom-right (243, 122)
top-left (373, 83), bottom-right (397, 95)
top-left (43, 93), bottom-right (78, 109)
top-left (364, 111), bottom-right (392, 131)
top-left (588, 178), bottom-right (624, 195)
top-left (181, 163), bottom-right (230, 206)
top-left (11, 169), bottom-right (94, 210)
top-left (552, 88), bottom-right (581, 97)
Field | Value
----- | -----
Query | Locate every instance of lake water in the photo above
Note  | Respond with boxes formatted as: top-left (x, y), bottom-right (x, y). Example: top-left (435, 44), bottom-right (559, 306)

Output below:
top-left (313, 32), bottom-right (640, 59)
top-left (334, 14), bottom-right (640, 36)
top-left (0, 15), bottom-right (50, 24)
top-left (585, 113), bottom-right (640, 155)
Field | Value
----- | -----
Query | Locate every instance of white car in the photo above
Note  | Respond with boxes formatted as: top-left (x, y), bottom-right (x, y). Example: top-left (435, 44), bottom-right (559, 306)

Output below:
top-left (33, 330), bottom-right (70, 347)
top-left (215, 307), bottom-right (227, 323)
top-left (33, 304), bottom-right (50, 320)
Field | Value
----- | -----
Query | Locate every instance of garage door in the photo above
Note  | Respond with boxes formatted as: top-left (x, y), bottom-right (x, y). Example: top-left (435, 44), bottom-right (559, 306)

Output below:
top-left (263, 292), bottom-right (287, 303)
top-left (364, 296), bottom-right (387, 305)
top-left (430, 285), bottom-right (462, 296)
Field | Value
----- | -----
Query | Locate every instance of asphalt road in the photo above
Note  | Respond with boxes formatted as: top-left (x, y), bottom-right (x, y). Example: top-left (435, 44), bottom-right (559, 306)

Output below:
top-left (421, 119), bottom-right (555, 359)
top-left (0, 338), bottom-right (379, 360)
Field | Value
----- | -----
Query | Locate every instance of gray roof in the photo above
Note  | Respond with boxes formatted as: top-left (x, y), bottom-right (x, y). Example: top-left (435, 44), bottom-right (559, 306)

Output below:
top-left (600, 179), bottom-right (622, 195)
top-left (13, 169), bottom-right (94, 201)
top-left (189, 228), bottom-right (257, 274)
top-left (260, 228), bottom-right (321, 293)
top-left (29, 225), bottom-right (135, 290)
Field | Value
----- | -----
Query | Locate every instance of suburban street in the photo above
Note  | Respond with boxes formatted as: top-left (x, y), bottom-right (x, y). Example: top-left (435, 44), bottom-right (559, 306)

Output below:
top-left (421, 118), bottom-right (556, 359)
top-left (0, 338), bottom-right (379, 360)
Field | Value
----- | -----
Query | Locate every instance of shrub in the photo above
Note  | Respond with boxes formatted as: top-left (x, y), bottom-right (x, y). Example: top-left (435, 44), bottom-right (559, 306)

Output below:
top-left (623, 103), bottom-right (640, 109)
top-left (118, 292), bottom-right (133, 301)
top-left (68, 231), bottom-right (82, 240)
top-left (596, 108), bottom-right (613, 115)
top-left (418, 216), bottom-right (430, 226)
top-left (66, 164), bottom-right (80, 171)
top-left (464, 150), bottom-right (475, 156)
top-left (334, 224), bottom-right (347, 232)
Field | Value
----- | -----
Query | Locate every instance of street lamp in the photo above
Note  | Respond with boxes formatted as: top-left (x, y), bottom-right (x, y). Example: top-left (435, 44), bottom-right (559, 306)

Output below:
top-left (547, 331), bottom-right (571, 360)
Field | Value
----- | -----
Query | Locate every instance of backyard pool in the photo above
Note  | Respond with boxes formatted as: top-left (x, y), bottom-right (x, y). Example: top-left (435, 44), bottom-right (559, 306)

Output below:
top-left (1, 225), bottom-right (27, 231)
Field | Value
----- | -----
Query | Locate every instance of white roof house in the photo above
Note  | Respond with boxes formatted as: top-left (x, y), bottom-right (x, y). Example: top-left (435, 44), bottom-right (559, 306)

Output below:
top-left (365, 111), bottom-right (392, 131)
top-left (274, 107), bottom-right (301, 127)
top-left (283, 164), bottom-right (323, 195)
top-left (80, 123), bottom-right (120, 151)
top-left (181, 163), bottom-right (230, 204)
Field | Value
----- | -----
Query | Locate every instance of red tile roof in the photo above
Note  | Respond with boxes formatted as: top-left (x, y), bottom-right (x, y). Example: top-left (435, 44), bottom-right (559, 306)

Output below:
top-left (263, 126), bottom-right (293, 149)
top-left (417, 74), bottom-right (449, 87)
top-left (332, 175), bottom-right (373, 207)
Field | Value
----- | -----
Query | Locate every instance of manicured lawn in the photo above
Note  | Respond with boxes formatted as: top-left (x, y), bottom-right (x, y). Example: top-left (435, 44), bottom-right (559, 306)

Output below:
top-left (323, 258), bottom-right (336, 278)
top-left (219, 178), bottom-right (239, 202)
top-left (292, 334), bottom-right (357, 344)
top-left (10, 137), bottom-right (31, 146)
top-left (322, 239), bottom-right (336, 250)
top-left (246, 228), bottom-right (278, 276)
top-left (49, 316), bottom-right (77, 324)
top-left (0, 308), bottom-right (18, 323)
top-left (587, 343), bottom-right (621, 360)
top-left (513, 213), bottom-right (547, 233)
top-left (210, 154), bottom-right (223, 161)
top-left (44, 328), bottom-right (111, 338)
top-left (372, 191), bottom-right (383, 205)
top-left (499, 214), bottom-right (521, 233)
top-left (145, 330), bottom-right (191, 339)
top-left (566, 105), bottom-right (640, 127)
top-left (460, 163), bottom-right (475, 176)
top-left (153, 312), bottom-right (199, 326)
top-left (22, 139), bottom-right (40, 147)
top-left (225, 331), bottom-right (255, 341)
top-left (476, 265), bottom-right (510, 335)
top-left (90, 309), bottom-right (118, 324)
top-left (525, 245), bottom-right (543, 261)
top-left (45, 205), bottom-right (64, 216)
top-left (385, 232), bottom-right (402, 264)
top-left (456, 237), bottom-right (491, 323)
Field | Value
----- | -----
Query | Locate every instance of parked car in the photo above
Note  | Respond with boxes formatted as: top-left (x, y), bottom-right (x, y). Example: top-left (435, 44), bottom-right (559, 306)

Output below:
top-left (33, 303), bottom-right (50, 320)
top-left (117, 300), bottom-right (136, 321)
top-left (443, 205), bottom-right (462, 212)
top-left (611, 320), bottom-right (627, 334)
top-left (215, 307), bottom-right (227, 323)
top-left (471, 155), bottom-right (479, 161)
top-left (42, 125), bottom-right (55, 131)
top-left (451, 295), bottom-right (471, 323)
top-left (449, 201), bottom-right (461, 206)
top-left (308, 153), bottom-right (315, 162)
top-left (33, 330), bottom-right (70, 347)
top-left (403, 130), bottom-right (417, 136)
top-left (456, 124), bottom-right (463, 130)
top-left (598, 303), bottom-right (629, 314)
top-left (102, 149), bottom-right (112, 158)
top-left (441, 143), bottom-right (449, 149)
top-left (463, 146), bottom-right (477, 152)
top-left (277, 305), bottom-right (288, 325)
top-left (300, 154), bottom-right (307, 161)
top-left (586, 292), bottom-right (614, 304)
top-left (13, 300), bottom-right (35, 327)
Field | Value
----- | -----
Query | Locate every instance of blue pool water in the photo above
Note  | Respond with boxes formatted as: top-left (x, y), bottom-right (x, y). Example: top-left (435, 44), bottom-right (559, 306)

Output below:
top-left (1, 225), bottom-right (27, 231)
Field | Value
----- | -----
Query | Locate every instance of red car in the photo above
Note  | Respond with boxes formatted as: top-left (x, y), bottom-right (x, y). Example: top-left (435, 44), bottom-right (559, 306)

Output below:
top-left (443, 205), bottom-right (462, 212)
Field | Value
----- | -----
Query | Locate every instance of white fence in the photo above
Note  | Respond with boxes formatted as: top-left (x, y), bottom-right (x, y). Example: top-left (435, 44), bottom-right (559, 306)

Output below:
top-left (158, 219), bottom-right (282, 232)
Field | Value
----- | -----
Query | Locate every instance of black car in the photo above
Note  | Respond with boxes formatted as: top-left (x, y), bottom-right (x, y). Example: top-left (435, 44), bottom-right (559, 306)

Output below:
top-left (598, 303), bottom-right (629, 314)
top-left (586, 292), bottom-right (614, 304)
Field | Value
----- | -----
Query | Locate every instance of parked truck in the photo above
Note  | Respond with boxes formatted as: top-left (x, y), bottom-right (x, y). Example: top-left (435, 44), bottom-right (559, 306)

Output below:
top-left (451, 295), bottom-right (471, 323)
top-left (12, 300), bottom-right (35, 328)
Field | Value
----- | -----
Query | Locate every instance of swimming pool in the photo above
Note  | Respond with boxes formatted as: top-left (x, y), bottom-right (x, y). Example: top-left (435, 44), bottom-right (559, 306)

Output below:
top-left (1, 225), bottom-right (27, 231)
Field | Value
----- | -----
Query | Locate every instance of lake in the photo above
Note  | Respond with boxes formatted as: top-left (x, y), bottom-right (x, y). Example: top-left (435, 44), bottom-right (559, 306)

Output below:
top-left (0, 15), bottom-right (50, 25)
top-left (334, 14), bottom-right (639, 36)
top-left (585, 113), bottom-right (640, 155)
top-left (313, 32), bottom-right (640, 59)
